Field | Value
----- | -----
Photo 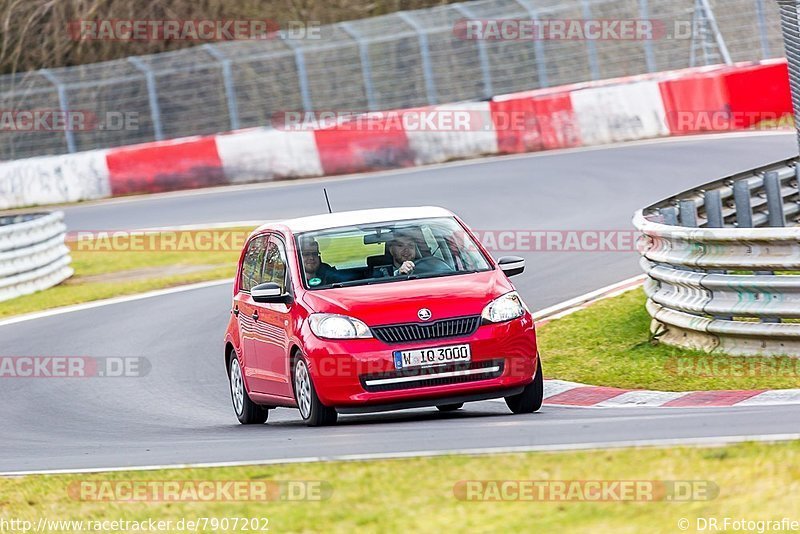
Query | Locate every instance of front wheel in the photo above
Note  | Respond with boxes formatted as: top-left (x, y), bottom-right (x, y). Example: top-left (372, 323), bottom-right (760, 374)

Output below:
top-left (293, 356), bottom-right (338, 427)
top-left (230, 356), bottom-right (269, 424)
top-left (505, 358), bottom-right (544, 414)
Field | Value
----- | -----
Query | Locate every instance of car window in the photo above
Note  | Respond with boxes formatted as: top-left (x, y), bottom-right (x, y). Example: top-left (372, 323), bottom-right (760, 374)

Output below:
top-left (296, 217), bottom-right (492, 290)
top-left (262, 237), bottom-right (288, 293)
top-left (240, 235), bottom-right (268, 292)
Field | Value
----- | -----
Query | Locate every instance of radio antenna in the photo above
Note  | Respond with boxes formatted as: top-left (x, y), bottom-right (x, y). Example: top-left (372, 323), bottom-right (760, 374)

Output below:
top-left (323, 188), bottom-right (333, 214)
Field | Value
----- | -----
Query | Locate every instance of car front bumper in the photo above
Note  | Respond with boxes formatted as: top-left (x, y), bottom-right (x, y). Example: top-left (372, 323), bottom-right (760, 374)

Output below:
top-left (302, 313), bottom-right (538, 408)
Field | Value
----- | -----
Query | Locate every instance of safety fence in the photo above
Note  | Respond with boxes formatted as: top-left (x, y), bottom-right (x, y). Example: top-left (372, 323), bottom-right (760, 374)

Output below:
top-left (0, 212), bottom-right (72, 303)
top-left (634, 158), bottom-right (800, 356)
top-left (0, 0), bottom-right (784, 160)
top-left (0, 58), bottom-right (791, 210)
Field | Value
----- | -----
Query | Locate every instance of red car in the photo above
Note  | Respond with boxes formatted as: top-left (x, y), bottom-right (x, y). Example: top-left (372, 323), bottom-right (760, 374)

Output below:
top-left (224, 207), bottom-right (542, 426)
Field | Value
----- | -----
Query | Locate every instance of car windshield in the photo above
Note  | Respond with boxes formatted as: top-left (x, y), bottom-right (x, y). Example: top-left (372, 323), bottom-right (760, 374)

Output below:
top-left (296, 217), bottom-right (492, 290)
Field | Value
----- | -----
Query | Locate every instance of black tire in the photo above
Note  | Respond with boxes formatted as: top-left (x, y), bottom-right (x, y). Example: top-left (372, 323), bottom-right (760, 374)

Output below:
top-left (436, 403), bottom-right (464, 412)
top-left (293, 356), bottom-right (338, 427)
top-left (505, 358), bottom-right (544, 414)
top-left (229, 355), bottom-right (269, 425)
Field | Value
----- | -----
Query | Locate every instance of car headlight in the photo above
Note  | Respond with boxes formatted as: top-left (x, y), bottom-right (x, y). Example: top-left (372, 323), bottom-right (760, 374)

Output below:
top-left (308, 313), bottom-right (372, 339)
top-left (481, 291), bottom-right (528, 324)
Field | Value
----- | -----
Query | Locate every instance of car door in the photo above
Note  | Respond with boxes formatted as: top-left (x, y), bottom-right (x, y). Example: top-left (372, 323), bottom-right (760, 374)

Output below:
top-left (251, 235), bottom-right (294, 399)
top-left (233, 234), bottom-right (273, 393)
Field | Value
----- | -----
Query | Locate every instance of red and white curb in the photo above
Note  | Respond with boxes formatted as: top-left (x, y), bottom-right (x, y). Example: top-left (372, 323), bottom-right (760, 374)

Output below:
top-left (538, 379), bottom-right (800, 408)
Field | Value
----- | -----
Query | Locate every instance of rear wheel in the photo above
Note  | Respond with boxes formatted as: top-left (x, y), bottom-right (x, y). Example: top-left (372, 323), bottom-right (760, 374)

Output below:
top-left (505, 358), bottom-right (544, 414)
top-left (436, 403), bottom-right (464, 412)
top-left (229, 356), bottom-right (269, 424)
top-left (293, 356), bottom-right (338, 427)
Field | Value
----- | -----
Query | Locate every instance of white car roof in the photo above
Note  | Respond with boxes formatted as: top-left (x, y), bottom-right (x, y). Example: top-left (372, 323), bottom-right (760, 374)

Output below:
top-left (259, 206), bottom-right (455, 234)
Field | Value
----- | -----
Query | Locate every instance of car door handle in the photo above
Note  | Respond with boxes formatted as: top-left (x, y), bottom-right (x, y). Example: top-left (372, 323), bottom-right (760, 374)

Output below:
top-left (232, 306), bottom-right (239, 316)
top-left (252, 311), bottom-right (259, 321)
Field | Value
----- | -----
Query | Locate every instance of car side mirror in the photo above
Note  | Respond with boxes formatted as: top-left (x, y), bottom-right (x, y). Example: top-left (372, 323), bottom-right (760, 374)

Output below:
top-left (498, 256), bottom-right (525, 277)
top-left (251, 282), bottom-right (290, 303)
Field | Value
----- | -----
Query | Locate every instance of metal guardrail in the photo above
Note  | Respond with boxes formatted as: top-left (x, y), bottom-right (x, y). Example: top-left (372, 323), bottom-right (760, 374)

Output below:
top-left (0, 0), bottom-right (780, 160)
top-left (633, 158), bottom-right (800, 356)
top-left (0, 212), bottom-right (73, 303)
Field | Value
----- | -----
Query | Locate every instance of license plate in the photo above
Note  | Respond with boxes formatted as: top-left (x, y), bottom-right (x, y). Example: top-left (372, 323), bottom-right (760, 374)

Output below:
top-left (393, 344), bottom-right (471, 369)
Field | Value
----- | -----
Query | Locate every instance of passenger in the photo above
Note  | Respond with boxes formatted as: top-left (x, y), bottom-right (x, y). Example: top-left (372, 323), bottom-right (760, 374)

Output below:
top-left (301, 238), bottom-right (339, 286)
top-left (388, 232), bottom-right (419, 276)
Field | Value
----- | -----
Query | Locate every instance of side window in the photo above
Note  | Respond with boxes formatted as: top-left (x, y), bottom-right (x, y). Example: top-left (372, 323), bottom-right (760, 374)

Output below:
top-left (240, 236), bottom-right (268, 292)
top-left (262, 237), bottom-right (288, 293)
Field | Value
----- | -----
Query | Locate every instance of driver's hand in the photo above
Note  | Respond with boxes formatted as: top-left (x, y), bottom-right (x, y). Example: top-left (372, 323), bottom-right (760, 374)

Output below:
top-left (398, 261), bottom-right (415, 275)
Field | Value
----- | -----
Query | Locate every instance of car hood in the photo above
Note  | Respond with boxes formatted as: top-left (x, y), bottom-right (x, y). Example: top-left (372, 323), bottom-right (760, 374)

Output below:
top-left (301, 270), bottom-right (514, 325)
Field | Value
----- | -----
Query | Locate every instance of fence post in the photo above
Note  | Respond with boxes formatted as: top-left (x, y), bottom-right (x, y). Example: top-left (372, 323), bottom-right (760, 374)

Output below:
top-left (580, 0), bottom-right (601, 80)
top-left (281, 37), bottom-right (313, 112)
top-left (204, 44), bottom-right (241, 131)
top-left (699, 0), bottom-right (734, 65)
top-left (755, 0), bottom-right (773, 59)
top-left (639, 0), bottom-right (657, 72)
top-left (397, 12), bottom-right (438, 104)
top-left (515, 0), bottom-right (549, 88)
top-left (452, 3), bottom-right (494, 98)
top-left (127, 57), bottom-right (164, 141)
top-left (339, 22), bottom-right (377, 111)
top-left (39, 70), bottom-right (77, 153)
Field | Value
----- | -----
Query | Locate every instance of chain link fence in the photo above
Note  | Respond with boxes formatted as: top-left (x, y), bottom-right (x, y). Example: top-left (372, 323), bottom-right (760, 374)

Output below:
top-left (0, 0), bottom-right (784, 161)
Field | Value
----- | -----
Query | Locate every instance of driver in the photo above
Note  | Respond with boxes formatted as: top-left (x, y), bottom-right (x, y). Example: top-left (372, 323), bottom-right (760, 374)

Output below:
top-left (300, 237), bottom-right (339, 286)
top-left (388, 231), bottom-right (419, 275)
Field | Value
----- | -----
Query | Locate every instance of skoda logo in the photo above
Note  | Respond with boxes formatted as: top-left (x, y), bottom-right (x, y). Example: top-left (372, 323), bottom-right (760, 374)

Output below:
top-left (418, 308), bottom-right (432, 321)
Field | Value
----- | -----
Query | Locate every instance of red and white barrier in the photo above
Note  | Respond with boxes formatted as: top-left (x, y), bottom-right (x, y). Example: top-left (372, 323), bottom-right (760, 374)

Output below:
top-left (0, 60), bottom-right (793, 209)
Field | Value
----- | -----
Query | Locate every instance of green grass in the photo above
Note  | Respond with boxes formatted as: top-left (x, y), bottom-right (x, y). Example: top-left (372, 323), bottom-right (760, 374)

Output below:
top-left (1, 442), bottom-right (798, 533)
top-left (0, 228), bottom-right (253, 319)
top-left (537, 288), bottom-right (800, 391)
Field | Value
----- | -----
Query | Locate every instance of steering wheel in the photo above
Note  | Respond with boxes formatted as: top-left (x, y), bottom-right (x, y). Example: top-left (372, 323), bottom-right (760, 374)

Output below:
top-left (413, 256), bottom-right (454, 274)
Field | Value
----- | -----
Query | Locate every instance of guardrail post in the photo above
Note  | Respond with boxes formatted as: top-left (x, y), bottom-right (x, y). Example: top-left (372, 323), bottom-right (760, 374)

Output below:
top-left (128, 57), bottom-right (165, 141)
top-left (339, 22), bottom-right (377, 111)
top-left (204, 44), bottom-right (241, 131)
top-left (733, 180), bottom-right (754, 228)
top-left (679, 200), bottom-right (698, 227)
top-left (398, 12), bottom-right (438, 104)
top-left (764, 171), bottom-right (786, 227)
top-left (515, 0), bottom-right (549, 88)
top-left (659, 206), bottom-right (679, 225)
top-left (452, 3), bottom-right (494, 98)
top-left (704, 190), bottom-right (724, 228)
top-left (39, 70), bottom-right (77, 153)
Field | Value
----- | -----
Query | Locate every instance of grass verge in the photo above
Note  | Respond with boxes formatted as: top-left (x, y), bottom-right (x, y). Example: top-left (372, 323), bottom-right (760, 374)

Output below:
top-left (537, 287), bottom-right (800, 391)
top-left (0, 228), bottom-right (253, 319)
top-left (1, 442), bottom-right (798, 533)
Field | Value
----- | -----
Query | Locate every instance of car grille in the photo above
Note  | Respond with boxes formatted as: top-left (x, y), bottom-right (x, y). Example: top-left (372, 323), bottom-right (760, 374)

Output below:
top-left (371, 315), bottom-right (481, 344)
top-left (360, 360), bottom-right (504, 392)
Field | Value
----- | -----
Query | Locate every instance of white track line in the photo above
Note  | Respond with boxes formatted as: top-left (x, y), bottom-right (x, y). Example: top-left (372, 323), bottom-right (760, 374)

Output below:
top-left (4, 433), bottom-right (799, 477)
top-left (0, 278), bottom-right (232, 328)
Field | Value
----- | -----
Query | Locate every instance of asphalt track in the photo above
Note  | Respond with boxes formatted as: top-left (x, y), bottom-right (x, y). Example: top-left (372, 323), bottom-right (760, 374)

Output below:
top-left (1, 132), bottom-right (798, 474)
